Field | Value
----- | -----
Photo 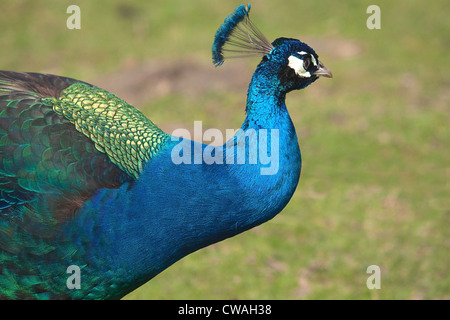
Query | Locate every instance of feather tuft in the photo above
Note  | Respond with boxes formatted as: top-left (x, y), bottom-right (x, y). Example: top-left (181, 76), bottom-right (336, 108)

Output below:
top-left (212, 4), bottom-right (273, 67)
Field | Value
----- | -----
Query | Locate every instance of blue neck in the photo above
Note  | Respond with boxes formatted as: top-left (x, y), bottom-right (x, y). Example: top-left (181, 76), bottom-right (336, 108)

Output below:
top-left (244, 66), bottom-right (287, 128)
top-left (59, 71), bottom-right (302, 299)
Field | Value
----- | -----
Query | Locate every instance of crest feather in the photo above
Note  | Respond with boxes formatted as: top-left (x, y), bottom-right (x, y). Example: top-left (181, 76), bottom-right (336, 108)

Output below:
top-left (212, 4), bottom-right (273, 67)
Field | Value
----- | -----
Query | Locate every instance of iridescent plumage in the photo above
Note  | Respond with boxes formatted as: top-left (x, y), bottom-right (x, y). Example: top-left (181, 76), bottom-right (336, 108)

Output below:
top-left (45, 82), bottom-right (169, 178)
top-left (0, 5), bottom-right (331, 299)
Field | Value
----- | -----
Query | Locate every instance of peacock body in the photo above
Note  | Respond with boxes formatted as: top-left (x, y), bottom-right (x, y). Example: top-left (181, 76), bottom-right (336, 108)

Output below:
top-left (0, 5), bottom-right (331, 299)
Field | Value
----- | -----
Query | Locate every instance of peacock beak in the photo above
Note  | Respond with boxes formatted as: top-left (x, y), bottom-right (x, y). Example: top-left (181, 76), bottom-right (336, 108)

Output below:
top-left (314, 61), bottom-right (333, 78)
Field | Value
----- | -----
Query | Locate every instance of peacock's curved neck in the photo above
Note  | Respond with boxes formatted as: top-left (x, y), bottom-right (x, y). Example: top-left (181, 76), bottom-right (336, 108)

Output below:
top-left (243, 69), bottom-right (287, 130)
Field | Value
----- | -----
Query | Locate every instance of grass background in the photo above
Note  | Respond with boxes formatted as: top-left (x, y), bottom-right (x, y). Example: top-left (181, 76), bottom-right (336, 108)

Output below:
top-left (1, 0), bottom-right (448, 299)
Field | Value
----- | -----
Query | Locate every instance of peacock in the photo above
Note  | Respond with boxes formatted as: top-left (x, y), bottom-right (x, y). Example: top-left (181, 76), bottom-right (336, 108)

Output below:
top-left (0, 4), bottom-right (331, 299)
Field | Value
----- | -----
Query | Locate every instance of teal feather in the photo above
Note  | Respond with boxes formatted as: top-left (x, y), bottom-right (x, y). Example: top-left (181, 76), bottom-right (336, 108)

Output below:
top-left (212, 4), bottom-right (273, 66)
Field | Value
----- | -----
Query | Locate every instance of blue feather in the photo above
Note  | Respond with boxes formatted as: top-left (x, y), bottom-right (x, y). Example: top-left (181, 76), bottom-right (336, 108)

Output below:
top-left (212, 4), bottom-right (273, 67)
top-left (212, 4), bottom-right (251, 66)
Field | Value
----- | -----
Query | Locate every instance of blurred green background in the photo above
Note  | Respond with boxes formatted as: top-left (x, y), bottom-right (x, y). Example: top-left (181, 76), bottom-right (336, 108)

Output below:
top-left (1, 0), bottom-right (448, 299)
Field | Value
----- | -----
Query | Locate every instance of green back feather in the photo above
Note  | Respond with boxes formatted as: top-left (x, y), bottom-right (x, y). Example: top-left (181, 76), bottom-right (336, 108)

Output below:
top-left (43, 83), bottom-right (170, 179)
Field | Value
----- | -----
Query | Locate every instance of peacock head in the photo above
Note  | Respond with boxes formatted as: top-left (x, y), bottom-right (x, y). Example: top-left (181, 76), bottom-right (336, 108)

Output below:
top-left (212, 4), bottom-right (332, 93)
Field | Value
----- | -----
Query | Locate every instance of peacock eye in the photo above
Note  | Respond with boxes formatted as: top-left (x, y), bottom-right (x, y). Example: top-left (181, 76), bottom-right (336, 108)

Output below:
top-left (303, 56), bottom-right (311, 70)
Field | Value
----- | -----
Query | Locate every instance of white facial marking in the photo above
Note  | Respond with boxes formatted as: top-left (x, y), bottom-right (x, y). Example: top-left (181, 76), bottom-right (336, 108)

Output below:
top-left (288, 55), bottom-right (311, 78)
top-left (297, 51), bottom-right (318, 67)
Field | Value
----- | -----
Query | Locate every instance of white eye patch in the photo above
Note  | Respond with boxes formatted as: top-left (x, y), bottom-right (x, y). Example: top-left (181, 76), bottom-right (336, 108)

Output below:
top-left (288, 51), bottom-right (319, 78)
top-left (298, 51), bottom-right (318, 67)
top-left (287, 55), bottom-right (311, 78)
top-left (310, 55), bottom-right (318, 67)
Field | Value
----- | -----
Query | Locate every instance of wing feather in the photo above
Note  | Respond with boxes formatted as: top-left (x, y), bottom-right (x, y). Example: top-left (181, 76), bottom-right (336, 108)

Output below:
top-left (0, 71), bottom-right (132, 222)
